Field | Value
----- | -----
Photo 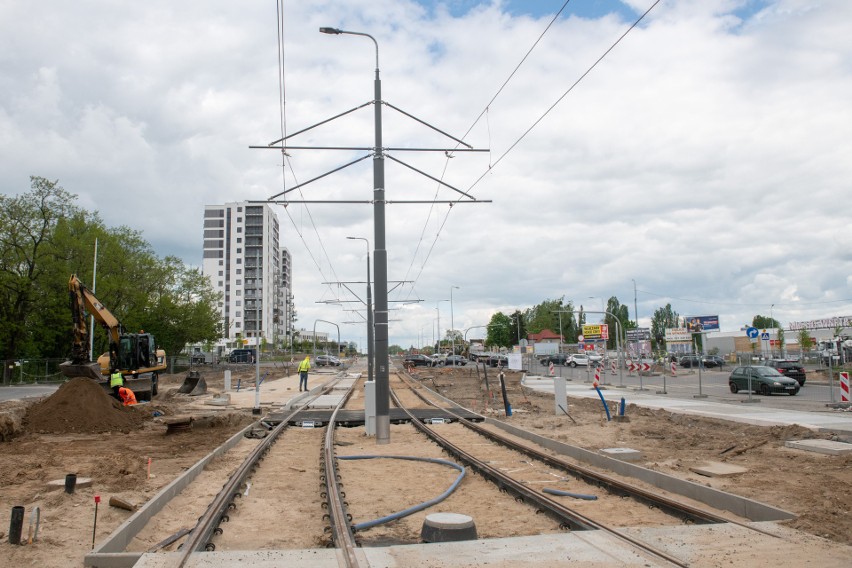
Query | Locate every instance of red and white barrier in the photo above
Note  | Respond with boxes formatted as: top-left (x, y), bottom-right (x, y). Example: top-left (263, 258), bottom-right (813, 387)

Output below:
top-left (593, 366), bottom-right (600, 387)
top-left (671, 362), bottom-right (677, 376)
top-left (640, 363), bottom-right (650, 373)
top-left (549, 362), bottom-right (555, 376)
top-left (610, 360), bottom-right (616, 375)
top-left (841, 372), bottom-right (850, 403)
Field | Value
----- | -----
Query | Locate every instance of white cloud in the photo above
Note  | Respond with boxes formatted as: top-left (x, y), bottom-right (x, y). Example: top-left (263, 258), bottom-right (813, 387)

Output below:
top-left (1, 0), bottom-right (850, 348)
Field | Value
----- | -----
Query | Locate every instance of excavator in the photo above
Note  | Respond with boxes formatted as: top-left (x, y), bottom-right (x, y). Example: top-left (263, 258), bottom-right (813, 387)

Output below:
top-left (59, 274), bottom-right (166, 401)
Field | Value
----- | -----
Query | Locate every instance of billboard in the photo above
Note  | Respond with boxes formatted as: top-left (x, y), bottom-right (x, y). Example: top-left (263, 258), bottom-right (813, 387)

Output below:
top-left (582, 324), bottom-right (609, 340)
top-left (684, 315), bottom-right (720, 333)
top-left (626, 328), bottom-right (651, 341)
top-left (665, 328), bottom-right (691, 342)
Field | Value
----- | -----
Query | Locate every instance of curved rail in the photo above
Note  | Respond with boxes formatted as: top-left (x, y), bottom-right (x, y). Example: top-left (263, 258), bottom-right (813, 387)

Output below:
top-left (174, 376), bottom-right (354, 567)
top-left (321, 384), bottom-right (361, 567)
top-left (390, 377), bottom-right (689, 567)
top-left (399, 369), bottom-right (782, 538)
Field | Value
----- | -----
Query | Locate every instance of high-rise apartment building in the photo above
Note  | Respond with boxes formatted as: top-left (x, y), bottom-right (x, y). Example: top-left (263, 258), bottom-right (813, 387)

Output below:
top-left (202, 202), bottom-right (289, 346)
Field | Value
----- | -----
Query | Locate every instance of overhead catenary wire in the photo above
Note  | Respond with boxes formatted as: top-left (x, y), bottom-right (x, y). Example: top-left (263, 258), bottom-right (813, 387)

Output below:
top-left (274, 0), bottom-right (343, 303)
top-left (397, 1), bottom-right (660, 303)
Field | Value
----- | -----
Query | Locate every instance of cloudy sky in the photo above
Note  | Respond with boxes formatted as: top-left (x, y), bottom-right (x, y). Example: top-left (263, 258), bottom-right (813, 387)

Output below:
top-left (2, 0), bottom-right (850, 349)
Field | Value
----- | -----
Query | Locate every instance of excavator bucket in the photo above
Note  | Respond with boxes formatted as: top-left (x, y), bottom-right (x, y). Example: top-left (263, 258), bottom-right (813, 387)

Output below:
top-left (59, 361), bottom-right (104, 382)
top-left (178, 371), bottom-right (208, 396)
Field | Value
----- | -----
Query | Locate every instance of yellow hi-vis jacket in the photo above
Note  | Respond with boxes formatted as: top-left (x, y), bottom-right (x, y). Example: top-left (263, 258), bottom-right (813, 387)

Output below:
top-left (298, 357), bottom-right (311, 373)
top-left (110, 372), bottom-right (124, 388)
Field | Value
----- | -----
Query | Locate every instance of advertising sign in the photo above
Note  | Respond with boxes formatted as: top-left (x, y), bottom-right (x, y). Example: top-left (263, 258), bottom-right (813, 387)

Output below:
top-left (582, 324), bottom-right (609, 340)
top-left (665, 327), bottom-right (691, 342)
top-left (684, 315), bottom-right (720, 333)
top-left (626, 328), bottom-right (651, 341)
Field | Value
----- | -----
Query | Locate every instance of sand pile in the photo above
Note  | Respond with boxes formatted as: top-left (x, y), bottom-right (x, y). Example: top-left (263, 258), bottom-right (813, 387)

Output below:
top-left (25, 378), bottom-right (146, 434)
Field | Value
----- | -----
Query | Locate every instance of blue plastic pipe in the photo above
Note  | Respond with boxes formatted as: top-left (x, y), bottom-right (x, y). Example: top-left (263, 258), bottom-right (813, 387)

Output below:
top-left (337, 455), bottom-right (466, 531)
top-left (594, 386), bottom-right (611, 421)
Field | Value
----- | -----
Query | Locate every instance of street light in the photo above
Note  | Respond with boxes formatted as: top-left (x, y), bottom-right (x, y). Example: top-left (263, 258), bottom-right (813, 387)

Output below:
top-left (321, 26), bottom-right (390, 444)
top-left (436, 300), bottom-right (449, 351)
top-left (450, 286), bottom-right (460, 359)
top-left (347, 236), bottom-right (372, 382)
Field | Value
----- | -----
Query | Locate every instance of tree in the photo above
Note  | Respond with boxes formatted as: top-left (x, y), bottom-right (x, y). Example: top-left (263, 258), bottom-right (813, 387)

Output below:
top-left (485, 312), bottom-right (512, 349)
top-left (604, 296), bottom-right (630, 350)
top-left (650, 304), bottom-right (680, 352)
top-left (752, 315), bottom-right (780, 329)
top-left (0, 177), bottom-right (79, 359)
top-left (797, 329), bottom-right (812, 354)
top-left (509, 310), bottom-right (525, 346)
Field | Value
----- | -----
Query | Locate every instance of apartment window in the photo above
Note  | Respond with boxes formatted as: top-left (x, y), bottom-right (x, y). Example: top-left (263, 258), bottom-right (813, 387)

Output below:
top-left (237, 217), bottom-right (242, 223)
top-left (237, 238), bottom-right (242, 243)
top-left (237, 227), bottom-right (242, 233)
top-left (236, 280), bottom-right (241, 285)
top-left (237, 207), bottom-right (242, 212)
top-left (218, 271), bottom-right (223, 276)
top-left (218, 281), bottom-right (223, 287)
top-left (237, 258), bottom-right (241, 264)
top-left (235, 322), bottom-right (241, 328)
top-left (218, 260), bottom-right (223, 266)
top-left (236, 311), bottom-right (241, 317)
top-left (237, 248), bottom-right (242, 254)
top-left (236, 290), bottom-right (241, 296)
top-left (236, 301), bottom-right (242, 307)
top-left (236, 269), bottom-right (241, 275)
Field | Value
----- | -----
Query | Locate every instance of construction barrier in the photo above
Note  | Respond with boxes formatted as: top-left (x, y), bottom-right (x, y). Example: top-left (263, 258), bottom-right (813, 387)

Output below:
top-left (610, 360), bottom-right (616, 375)
top-left (671, 361), bottom-right (677, 376)
top-left (593, 366), bottom-right (600, 388)
top-left (549, 362), bottom-right (555, 376)
top-left (841, 372), bottom-right (850, 403)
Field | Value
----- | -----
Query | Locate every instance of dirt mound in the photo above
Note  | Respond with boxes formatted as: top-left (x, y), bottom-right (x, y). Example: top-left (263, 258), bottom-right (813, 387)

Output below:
top-left (25, 378), bottom-right (146, 434)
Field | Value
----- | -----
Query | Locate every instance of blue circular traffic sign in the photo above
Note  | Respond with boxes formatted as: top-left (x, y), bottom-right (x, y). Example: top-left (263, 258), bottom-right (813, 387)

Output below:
top-left (746, 327), bottom-right (759, 339)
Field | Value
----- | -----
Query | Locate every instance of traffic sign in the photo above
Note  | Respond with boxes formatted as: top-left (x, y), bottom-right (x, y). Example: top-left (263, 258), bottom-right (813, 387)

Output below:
top-left (746, 327), bottom-right (759, 339)
top-left (760, 332), bottom-right (770, 341)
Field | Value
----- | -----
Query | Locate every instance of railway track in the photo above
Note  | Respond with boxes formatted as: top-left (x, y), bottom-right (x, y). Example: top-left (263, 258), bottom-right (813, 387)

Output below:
top-left (131, 366), bottom-right (778, 567)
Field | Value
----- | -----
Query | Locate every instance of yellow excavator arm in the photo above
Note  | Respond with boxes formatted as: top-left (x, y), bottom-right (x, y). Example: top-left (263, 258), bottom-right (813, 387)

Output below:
top-left (67, 274), bottom-right (124, 366)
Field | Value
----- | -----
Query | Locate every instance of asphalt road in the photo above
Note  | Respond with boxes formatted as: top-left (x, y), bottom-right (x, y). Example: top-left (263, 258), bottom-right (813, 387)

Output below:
top-left (0, 384), bottom-right (59, 402)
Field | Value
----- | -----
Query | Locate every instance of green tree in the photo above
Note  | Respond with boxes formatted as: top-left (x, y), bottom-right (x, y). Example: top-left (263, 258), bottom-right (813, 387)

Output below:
top-left (0, 177), bottom-right (79, 360)
top-left (485, 312), bottom-right (513, 349)
top-left (650, 304), bottom-right (680, 352)
top-left (604, 296), bottom-right (630, 350)
top-left (797, 328), bottom-right (812, 354)
top-left (752, 315), bottom-right (780, 329)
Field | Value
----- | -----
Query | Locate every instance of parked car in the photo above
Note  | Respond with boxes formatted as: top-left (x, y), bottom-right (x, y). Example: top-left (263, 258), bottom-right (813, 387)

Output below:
top-left (763, 359), bottom-right (807, 386)
top-left (444, 355), bottom-right (467, 366)
top-left (228, 348), bottom-right (256, 363)
top-left (587, 353), bottom-right (603, 364)
top-left (567, 354), bottom-right (593, 367)
top-left (678, 355), bottom-right (703, 368)
top-left (315, 355), bottom-right (342, 367)
top-left (539, 354), bottom-right (570, 366)
top-left (702, 355), bottom-right (725, 369)
top-left (403, 354), bottom-right (434, 367)
top-left (487, 354), bottom-right (509, 367)
top-left (728, 366), bottom-right (800, 396)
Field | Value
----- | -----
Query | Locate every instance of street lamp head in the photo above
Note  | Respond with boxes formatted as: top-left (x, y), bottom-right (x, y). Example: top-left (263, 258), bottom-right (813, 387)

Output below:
top-left (319, 27), bottom-right (342, 35)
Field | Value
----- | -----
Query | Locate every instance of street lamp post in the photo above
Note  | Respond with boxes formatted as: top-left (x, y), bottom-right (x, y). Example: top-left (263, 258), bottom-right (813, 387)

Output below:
top-left (436, 300), bottom-right (449, 352)
top-left (321, 26), bottom-right (390, 444)
top-left (347, 237), bottom-right (373, 382)
top-left (450, 286), bottom-right (460, 359)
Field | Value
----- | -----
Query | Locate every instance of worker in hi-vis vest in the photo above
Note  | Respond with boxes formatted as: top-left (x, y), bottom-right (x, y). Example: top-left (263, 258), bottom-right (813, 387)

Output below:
top-left (118, 386), bottom-right (137, 406)
top-left (109, 369), bottom-right (124, 398)
top-left (298, 356), bottom-right (311, 392)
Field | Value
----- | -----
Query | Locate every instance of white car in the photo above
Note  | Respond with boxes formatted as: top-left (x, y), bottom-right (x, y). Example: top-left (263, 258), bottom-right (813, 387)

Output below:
top-left (568, 354), bottom-right (593, 367)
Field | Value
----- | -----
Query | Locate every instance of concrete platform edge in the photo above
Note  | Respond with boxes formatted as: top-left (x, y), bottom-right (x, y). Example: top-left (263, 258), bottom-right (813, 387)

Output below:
top-left (84, 423), bottom-right (255, 568)
top-left (485, 418), bottom-right (795, 522)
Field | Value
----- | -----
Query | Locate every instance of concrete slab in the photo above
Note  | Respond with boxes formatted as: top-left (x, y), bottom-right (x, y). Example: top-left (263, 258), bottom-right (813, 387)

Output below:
top-left (784, 439), bottom-right (852, 455)
top-left (689, 462), bottom-right (748, 477)
top-left (600, 447), bottom-right (643, 461)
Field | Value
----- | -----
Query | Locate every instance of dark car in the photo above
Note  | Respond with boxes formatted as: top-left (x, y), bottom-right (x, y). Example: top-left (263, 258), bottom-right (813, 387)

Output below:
top-left (678, 355), bottom-right (703, 368)
top-left (403, 354), bottom-right (434, 367)
top-left (315, 355), bottom-right (342, 367)
top-left (228, 348), bottom-right (256, 363)
top-left (702, 355), bottom-right (725, 369)
top-left (487, 354), bottom-right (509, 368)
top-left (763, 359), bottom-right (806, 386)
top-left (444, 355), bottom-right (467, 366)
top-left (539, 354), bottom-right (570, 366)
top-left (728, 366), bottom-right (800, 396)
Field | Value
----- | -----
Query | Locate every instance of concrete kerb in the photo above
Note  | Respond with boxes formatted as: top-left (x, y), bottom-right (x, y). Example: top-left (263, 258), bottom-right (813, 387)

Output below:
top-left (486, 418), bottom-right (795, 522)
top-left (84, 423), bottom-right (254, 568)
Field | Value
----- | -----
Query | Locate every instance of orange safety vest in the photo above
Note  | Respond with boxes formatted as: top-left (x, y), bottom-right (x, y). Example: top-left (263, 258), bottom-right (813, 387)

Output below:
top-left (118, 387), bottom-right (137, 406)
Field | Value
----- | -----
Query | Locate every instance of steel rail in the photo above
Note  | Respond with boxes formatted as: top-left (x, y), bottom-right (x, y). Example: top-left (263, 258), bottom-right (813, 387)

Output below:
top-left (173, 377), bottom-right (349, 568)
top-left (389, 379), bottom-right (689, 568)
top-left (399, 369), bottom-right (782, 538)
top-left (321, 383), bottom-right (361, 567)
